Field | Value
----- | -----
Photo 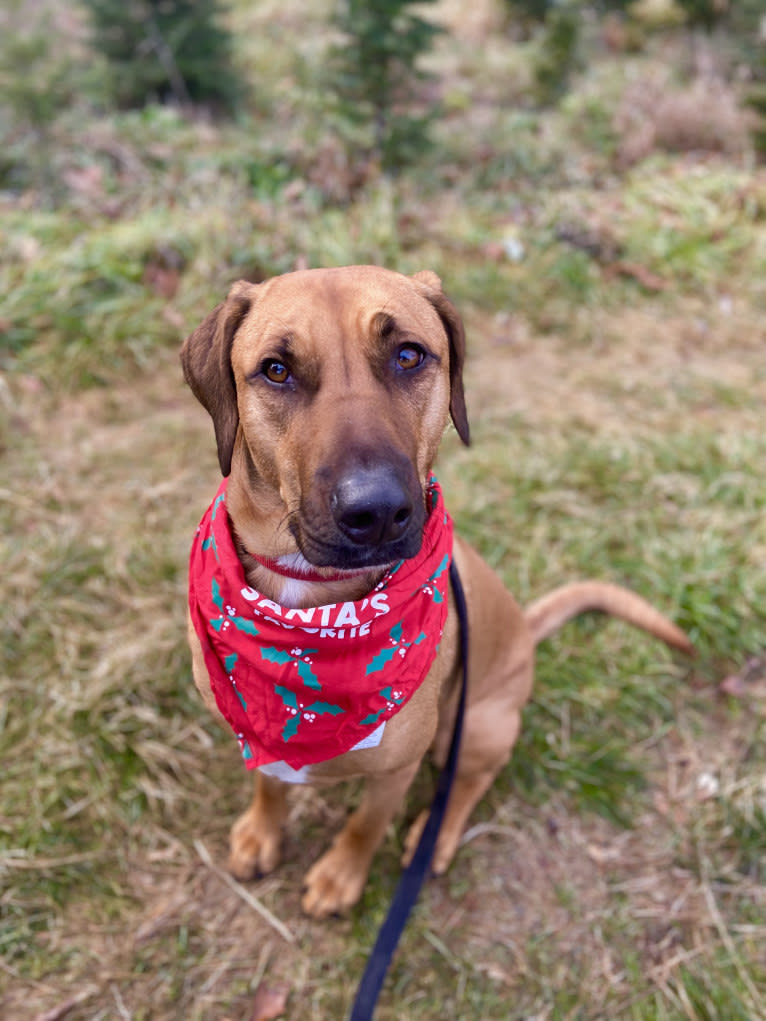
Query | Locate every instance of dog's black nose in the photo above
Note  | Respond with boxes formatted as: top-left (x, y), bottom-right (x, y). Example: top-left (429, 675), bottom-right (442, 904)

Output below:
top-left (331, 467), bottom-right (414, 547)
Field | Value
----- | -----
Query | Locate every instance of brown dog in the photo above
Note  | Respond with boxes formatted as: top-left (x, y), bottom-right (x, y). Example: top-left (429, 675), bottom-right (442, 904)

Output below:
top-left (181, 265), bottom-right (691, 918)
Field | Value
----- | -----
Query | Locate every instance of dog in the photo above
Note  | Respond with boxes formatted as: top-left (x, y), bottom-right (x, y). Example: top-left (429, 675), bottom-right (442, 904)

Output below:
top-left (181, 265), bottom-right (692, 918)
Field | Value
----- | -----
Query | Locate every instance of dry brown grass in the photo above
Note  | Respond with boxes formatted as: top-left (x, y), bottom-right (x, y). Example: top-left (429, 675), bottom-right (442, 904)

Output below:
top-left (4, 287), bottom-right (766, 1018)
top-left (614, 69), bottom-right (754, 168)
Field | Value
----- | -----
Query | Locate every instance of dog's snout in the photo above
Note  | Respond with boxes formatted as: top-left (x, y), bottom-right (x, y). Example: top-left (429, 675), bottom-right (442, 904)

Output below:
top-left (331, 467), bottom-right (414, 547)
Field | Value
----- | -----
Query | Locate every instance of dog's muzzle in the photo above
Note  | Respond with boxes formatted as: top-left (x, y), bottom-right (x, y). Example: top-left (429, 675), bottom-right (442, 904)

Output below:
top-left (295, 460), bottom-right (426, 569)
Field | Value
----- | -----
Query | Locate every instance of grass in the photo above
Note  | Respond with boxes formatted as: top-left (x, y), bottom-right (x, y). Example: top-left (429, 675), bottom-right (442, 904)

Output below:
top-left (2, 1), bottom-right (766, 1018)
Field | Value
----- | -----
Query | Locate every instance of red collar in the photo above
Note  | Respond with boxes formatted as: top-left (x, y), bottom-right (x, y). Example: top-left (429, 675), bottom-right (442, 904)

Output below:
top-left (246, 551), bottom-right (373, 586)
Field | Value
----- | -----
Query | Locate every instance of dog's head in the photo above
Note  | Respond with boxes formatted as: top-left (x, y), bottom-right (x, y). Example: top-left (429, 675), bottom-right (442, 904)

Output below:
top-left (181, 266), bottom-right (469, 569)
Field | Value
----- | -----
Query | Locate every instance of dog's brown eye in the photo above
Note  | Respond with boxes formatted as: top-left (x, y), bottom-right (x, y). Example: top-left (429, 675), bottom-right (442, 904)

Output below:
top-left (263, 360), bottom-right (291, 384)
top-left (396, 345), bottom-right (425, 371)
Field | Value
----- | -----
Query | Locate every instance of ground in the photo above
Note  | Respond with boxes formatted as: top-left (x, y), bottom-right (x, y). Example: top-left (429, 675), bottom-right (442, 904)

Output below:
top-left (1, 1), bottom-right (765, 1019)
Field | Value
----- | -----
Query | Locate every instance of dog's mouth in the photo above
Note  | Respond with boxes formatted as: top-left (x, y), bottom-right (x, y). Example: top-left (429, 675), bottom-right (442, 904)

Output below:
top-left (291, 481), bottom-right (427, 571)
top-left (290, 519), bottom-right (425, 572)
top-left (287, 460), bottom-right (427, 571)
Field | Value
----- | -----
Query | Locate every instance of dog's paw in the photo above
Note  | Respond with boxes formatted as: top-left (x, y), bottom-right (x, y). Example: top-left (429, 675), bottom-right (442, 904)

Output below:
top-left (228, 806), bottom-right (283, 880)
top-left (301, 845), bottom-right (369, 918)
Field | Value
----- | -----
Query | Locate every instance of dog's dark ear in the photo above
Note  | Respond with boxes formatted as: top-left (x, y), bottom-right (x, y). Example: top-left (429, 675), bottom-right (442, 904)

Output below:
top-left (181, 280), bottom-right (256, 476)
top-left (410, 270), bottom-right (470, 445)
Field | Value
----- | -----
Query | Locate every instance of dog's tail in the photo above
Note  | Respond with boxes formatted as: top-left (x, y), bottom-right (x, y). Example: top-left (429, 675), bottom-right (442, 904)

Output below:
top-left (525, 581), bottom-right (693, 654)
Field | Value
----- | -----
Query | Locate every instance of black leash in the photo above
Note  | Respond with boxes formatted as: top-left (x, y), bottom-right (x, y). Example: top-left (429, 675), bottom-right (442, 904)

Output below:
top-left (348, 560), bottom-right (469, 1021)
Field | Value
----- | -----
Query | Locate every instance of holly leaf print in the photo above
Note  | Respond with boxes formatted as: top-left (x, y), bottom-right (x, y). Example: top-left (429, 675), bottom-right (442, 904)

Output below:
top-left (274, 685), bottom-right (298, 710)
top-left (211, 577), bottom-right (224, 612)
top-left (306, 701), bottom-right (344, 716)
top-left (365, 620), bottom-right (409, 676)
top-left (274, 683), bottom-right (344, 742)
top-left (211, 492), bottom-right (226, 520)
top-left (360, 686), bottom-right (404, 725)
top-left (224, 652), bottom-right (238, 673)
top-left (429, 554), bottom-right (450, 582)
top-left (378, 685), bottom-right (405, 706)
top-left (283, 715), bottom-right (300, 741)
top-left (232, 617), bottom-right (259, 635)
top-left (360, 707), bottom-right (386, 726)
top-left (364, 645), bottom-right (398, 676)
top-left (261, 647), bottom-right (293, 665)
top-left (262, 647), bottom-right (320, 688)
top-left (297, 659), bottom-right (320, 690)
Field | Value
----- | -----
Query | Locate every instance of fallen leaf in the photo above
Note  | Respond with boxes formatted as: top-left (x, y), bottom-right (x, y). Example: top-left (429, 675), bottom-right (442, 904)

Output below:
top-left (586, 842), bottom-right (621, 865)
top-left (143, 263), bottom-right (180, 299)
top-left (63, 164), bottom-right (104, 197)
top-left (719, 673), bottom-right (748, 697)
top-left (604, 261), bottom-right (667, 291)
top-left (718, 655), bottom-right (766, 699)
top-left (250, 982), bottom-right (289, 1021)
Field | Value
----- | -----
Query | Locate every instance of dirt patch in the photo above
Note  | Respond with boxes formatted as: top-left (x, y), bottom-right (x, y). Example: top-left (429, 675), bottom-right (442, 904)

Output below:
top-left (466, 301), bottom-right (766, 439)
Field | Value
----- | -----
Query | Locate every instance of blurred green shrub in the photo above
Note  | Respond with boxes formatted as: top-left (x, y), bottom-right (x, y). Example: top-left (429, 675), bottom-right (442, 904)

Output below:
top-left (1, 211), bottom-right (195, 385)
top-left (724, 0), bottom-right (766, 158)
top-left (533, 4), bottom-right (582, 106)
top-left (675, 0), bottom-right (727, 31)
top-left (504, 1), bottom-right (631, 107)
top-left (0, 3), bottom-right (78, 191)
top-left (81, 0), bottom-right (246, 112)
top-left (327, 0), bottom-right (443, 174)
top-left (0, 29), bottom-right (74, 132)
top-left (503, 0), bottom-right (633, 31)
top-left (748, 83), bottom-right (766, 158)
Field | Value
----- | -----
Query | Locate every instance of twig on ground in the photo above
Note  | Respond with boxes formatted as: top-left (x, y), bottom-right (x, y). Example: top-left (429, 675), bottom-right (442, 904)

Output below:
top-left (193, 839), bottom-right (295, 944)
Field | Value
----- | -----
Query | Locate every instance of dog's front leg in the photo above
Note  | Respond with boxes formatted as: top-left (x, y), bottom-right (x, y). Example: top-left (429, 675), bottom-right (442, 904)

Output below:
top-left (302, 760), bottom-right (421, 918)
top-left (228, 772), bottom-right (289, 880)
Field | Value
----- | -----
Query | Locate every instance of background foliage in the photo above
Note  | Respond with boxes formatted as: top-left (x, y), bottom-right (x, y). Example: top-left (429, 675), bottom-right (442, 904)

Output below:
top-left (81, 0), bottom-right (246, 111)
top-left (1, 1), bottom-right (765, 1019)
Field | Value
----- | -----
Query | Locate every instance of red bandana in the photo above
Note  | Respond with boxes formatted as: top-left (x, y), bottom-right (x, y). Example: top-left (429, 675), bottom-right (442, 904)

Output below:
top-left (188, 478), bottom-right (453, 773)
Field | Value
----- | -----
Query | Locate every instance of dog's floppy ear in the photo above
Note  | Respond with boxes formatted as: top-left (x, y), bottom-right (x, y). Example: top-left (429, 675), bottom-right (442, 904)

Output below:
top-left (410, 270), bottom-right (470, 446)
top-left (181, 280), bottom-right (256, 476)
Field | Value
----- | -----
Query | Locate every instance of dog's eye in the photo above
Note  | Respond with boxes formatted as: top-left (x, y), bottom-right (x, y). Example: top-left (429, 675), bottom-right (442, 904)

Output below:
top-left (262, 359), bottom-right (291, 385)
top-left (395, 345), bottom-right (425, 371)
